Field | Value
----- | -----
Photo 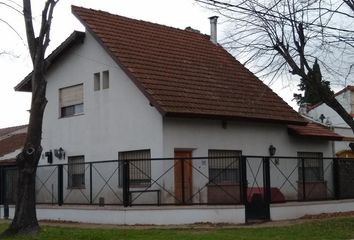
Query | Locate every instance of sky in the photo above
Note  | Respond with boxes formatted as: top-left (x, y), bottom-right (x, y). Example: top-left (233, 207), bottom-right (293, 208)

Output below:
top-left (0, 0), bottom-right (299, 128)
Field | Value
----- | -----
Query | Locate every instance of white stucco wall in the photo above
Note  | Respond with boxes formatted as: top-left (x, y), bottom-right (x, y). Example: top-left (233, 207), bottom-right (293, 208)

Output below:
top-left (307, 90), bottom-right (354, 154)
top-left (163, 118), bottom-right (332, 157)
top-left (41, 31), bottom-right (163, 163)
top-left (307, 90), bottom-right (352, 127)
top-left (37, 31), bottom-right (163, 204)
top-left (162, 118), bottom-right (334, 203)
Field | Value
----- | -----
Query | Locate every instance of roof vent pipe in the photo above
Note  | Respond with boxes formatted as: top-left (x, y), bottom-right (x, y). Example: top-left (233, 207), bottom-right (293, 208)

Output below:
top-left (209, 16), bottom-right (219, 44)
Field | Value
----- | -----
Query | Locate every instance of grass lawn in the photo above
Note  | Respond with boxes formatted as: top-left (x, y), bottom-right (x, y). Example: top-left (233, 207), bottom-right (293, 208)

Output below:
top-left (1, 217), bottom-right (354, 240)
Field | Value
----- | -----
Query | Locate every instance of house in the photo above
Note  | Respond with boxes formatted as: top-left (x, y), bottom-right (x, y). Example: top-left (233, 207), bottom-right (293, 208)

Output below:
top-left (0, 125), bottom-right (27, 203)
top-left (11, 6), bottom-right (354, 225)
top-left (304, 86), bottom-right (354, 158)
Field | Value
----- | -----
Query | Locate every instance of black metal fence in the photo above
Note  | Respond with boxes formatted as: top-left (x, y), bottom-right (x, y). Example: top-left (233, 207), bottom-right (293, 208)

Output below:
top-left (1, 156), bottom-right (354, 207)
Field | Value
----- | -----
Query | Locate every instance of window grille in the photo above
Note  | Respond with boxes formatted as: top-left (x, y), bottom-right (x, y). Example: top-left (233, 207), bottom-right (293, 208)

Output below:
top-left (68, 156), bottom-right (85, 189)
top-left (208, 150), bottom-right (241, 184)
top-left (298, 152), bottom-right (324, 182)
top-left (119, 150), bottom-right (151, 187)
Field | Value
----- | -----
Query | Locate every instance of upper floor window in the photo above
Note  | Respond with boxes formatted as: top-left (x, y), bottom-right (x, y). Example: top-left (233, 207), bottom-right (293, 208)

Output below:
top-left (94, 73), bottom-right (100, 91)
top-left (59, 84), bottom-right (84, 118)
top-left (93, 70), bottom-right (109, 91)
top-left (102, 70), bottom-right (109, 89)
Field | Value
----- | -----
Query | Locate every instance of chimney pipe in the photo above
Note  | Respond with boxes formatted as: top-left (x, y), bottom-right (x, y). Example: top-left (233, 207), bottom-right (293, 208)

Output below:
top-left (209, 16), bottom-right (219, 44)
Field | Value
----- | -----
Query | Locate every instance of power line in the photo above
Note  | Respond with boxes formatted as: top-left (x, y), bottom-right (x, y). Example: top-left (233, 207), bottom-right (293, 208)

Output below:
top-left (196, 0), bottom-right (354, 33)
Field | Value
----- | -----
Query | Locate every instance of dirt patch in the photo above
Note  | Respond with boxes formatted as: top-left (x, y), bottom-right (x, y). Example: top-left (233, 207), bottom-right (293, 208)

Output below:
top-left (300, 211), bottom-right (354, 220)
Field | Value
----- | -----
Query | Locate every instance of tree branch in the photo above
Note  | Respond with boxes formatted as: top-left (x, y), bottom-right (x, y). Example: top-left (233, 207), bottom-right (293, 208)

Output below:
top-left (22, 0), bottom-right (36, 62)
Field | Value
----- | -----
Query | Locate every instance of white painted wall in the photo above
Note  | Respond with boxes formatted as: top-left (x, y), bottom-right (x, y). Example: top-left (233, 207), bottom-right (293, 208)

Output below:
top-left (163, 118), bottom-right (332, 157)
top-left (307, 89), bottom-right (354, 154)
top-left (3, 200), bottom-right (354, 224)
top-left (162, 118), bottom-right (333, 203)
top-left (38, 31), bottom-right (163, 204)
top-left (41, 31), bottom-right (163, 163)
top-left (2, 205), bottom-right (245, 225)
top-left (307, 90), bottom-right (352, 127)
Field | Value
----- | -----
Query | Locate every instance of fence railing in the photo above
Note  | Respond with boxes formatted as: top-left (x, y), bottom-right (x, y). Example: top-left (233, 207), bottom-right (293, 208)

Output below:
top-left (1, 156), bottom-right (354, 207)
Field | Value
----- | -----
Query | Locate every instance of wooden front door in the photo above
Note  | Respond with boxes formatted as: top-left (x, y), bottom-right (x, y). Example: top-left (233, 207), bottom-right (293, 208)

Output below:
top-left (174, 151), bottom-right (193, 204)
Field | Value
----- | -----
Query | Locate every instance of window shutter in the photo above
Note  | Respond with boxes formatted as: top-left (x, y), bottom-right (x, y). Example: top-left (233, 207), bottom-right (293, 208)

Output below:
top-left (60, 84), bottom-right (83, 108)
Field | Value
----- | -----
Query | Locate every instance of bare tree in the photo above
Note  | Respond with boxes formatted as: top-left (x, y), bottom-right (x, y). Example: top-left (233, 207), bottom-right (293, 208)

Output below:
top-left (2, 0), bottom-right (58, 236)
top-left (196, 0), bottom-right (354, 136)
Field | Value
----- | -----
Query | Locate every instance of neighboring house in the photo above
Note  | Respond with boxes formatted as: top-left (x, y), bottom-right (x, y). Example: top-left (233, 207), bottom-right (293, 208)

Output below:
top-left (305, 86), bottom-right (354, 158)
top-left (11, 6), bottom-right (353, 224)
top-left (0, 125), bottom-right (27, 165)
top-left (0, 125), bottom-right (27, 203)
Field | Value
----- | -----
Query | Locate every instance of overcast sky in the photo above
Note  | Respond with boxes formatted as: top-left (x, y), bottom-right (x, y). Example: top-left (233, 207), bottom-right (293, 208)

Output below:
top-left (0, 0), bottom-right (298, 128)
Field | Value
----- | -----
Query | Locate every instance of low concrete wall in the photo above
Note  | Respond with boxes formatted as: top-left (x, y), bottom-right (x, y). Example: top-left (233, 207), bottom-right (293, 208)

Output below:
top-left (1, 205), bottom-right (245, 225)
top-left (271, 199), bottom-right (354, 221)
top-left (2, 200), bottom-right (354, 225)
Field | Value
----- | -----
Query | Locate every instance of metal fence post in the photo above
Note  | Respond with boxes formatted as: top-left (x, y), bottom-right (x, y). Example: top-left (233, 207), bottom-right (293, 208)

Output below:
top-left (90, 162), bottom-right (93, 205)
top-left (333, 158), bottom-right (340, 199)
top-left (240, 156), bottom-right (248, 205)
top-left (301, 158), bottom-right (306, 201)
top-left (58, 165), bottom-right (63, 206)
top-left (122, 160), bottom-right (130, 207)
top-left (263, 157), bottom-right (271, 220)
top-left (0, 167), bottom-right (3, 205)
top-left (181, 159), bottom-right (185, 204)
top-left (3, 168), bottom-right (8, 219)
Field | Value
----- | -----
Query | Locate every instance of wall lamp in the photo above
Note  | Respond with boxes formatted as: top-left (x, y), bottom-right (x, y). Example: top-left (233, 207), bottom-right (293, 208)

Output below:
top-left (54, 147), bottom-right (65, 160)
top-left (44, 151), bottom-right (53, 164)
top-left (269, 145), bottom-right (276, 156)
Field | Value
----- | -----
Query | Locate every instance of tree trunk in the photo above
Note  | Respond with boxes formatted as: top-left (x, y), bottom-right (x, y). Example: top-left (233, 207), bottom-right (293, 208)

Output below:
top-left (2, 69), bottom-right (47, 236)
top-left (4, 151), bottom-right (41, 235)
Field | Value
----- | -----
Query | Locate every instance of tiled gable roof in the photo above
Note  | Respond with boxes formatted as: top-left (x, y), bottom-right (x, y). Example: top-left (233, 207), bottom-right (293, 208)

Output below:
top-left (0, 125), bottom-right (27, 162)
top-left (71, 6), bottom-right (306, 125)
top-left (288, 122), bottom-right (343, 140)
top-left (0, 133), bottom-right (26, 158)
top-left (15, 31), bottom-right (85, 92)
top-left (0, 125), bottom-right (27, 137)
top-left (17, 6), bottom-right (306, 125)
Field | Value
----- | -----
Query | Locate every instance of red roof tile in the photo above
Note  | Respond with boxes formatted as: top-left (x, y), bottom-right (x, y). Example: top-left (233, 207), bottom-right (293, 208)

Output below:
top-left (0, 125), bottom-right (27, 137)
top-left (288, 122), bottom-right (343, 140)
top-left (17, 6), bottom-right (306, 125)
top-left (0, 125), bottom-right (27, 162)
top-left (0, 133), bottom-right (26, 158)
top-left (71, 6), bottom-right (306, 125)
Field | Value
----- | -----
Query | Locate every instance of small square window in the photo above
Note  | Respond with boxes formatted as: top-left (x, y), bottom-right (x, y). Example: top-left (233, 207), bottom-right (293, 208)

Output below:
top-left (102, 70), bottom-right (109, 89)
top-left (94, 72), bottom-right (100, 91)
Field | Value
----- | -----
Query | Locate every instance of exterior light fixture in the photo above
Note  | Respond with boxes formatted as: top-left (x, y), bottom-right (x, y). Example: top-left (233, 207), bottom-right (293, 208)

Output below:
top-left (269, 145), bottom-right (276, 156)
top-left (45, 151), bottom-right (53, 164)
top-left (54, 147), bottom-right (65, 160)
